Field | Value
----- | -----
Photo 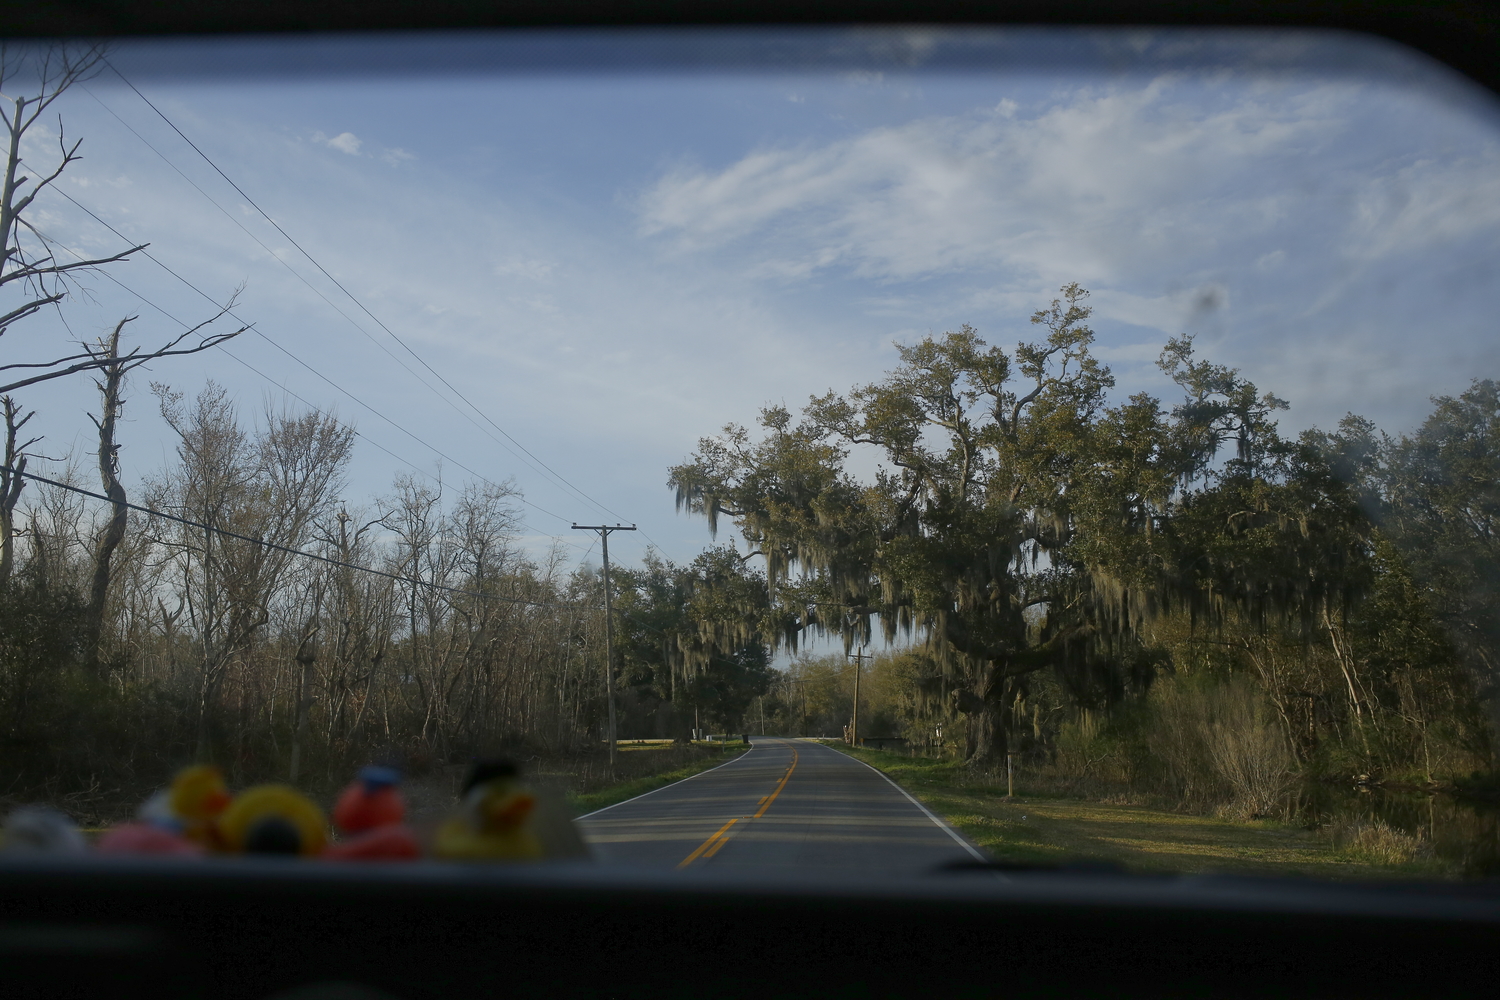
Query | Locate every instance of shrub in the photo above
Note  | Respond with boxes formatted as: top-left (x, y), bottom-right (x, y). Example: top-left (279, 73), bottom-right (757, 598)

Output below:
top-left (1143, 674), bottom-right (1292, 817)
top-left (1328, 818), bottom-right (1429, 865)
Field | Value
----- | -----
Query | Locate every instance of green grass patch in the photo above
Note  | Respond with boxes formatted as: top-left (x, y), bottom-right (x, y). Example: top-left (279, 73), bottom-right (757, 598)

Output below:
top-left (616, 740), bottom-right (751, 752)
top-left (825, 742), bottom-right (1455, 880)
top-left (569, 747), bottom-right (747, 815)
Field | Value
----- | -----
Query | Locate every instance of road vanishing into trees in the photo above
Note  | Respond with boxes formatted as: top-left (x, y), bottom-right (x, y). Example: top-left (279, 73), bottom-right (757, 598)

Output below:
top-left (576, 738), bottom-right (985, 874)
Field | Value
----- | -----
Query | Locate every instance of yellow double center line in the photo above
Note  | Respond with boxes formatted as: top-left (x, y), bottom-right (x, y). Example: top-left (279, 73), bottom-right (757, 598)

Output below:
top-left (677, 817), bottom-right (738, 867)
top-left (753, 748), bottom-right (798, 819)
top-left (678, 746), bottom-right (798, 868)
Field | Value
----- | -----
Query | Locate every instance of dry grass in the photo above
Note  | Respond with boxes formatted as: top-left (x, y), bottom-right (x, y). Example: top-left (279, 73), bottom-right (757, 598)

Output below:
top-left (1328, 818), bottom-right (1431, 866)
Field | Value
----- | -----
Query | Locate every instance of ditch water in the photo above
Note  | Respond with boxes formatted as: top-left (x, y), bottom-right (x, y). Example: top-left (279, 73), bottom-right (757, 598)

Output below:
top-left (1295, 782), bottom-right (1500, 876)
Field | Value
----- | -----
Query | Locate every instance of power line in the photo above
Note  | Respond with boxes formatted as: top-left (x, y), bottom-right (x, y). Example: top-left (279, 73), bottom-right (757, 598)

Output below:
top-left (36, 187), bottom-right (589, 545)
top-left (27, 209), bottom-right (593, 558)
top-left (5, 468), bottom-right (673, 639)
top-left (3, 464), bottom-right (581, 611)
top-left (78, 83), bottom-right (590, 513)
top-left (74, 86), bottom-right (665, 560)
top-left (102, 63), bottom-right (638, 528)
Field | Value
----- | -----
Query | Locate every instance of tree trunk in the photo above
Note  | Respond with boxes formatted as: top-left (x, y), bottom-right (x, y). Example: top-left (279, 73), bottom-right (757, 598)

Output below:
top-left (84, 319), bottom-right (130, 673)
top-left (0, 396), bottom-right (36, 589)
top-left (957, 683), bottom-right (1008, 766)
top-left (289, 626), bottom-right (317, 784)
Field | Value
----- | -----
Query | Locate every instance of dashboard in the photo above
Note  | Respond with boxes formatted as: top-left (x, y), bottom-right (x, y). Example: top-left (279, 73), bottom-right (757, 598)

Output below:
top-left (4, 857), bottom-right (1499, 998)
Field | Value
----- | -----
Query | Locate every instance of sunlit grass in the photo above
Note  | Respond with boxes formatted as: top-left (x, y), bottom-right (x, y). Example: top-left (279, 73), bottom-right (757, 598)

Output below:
top-left (825, 742), bottom-right (1456, 879)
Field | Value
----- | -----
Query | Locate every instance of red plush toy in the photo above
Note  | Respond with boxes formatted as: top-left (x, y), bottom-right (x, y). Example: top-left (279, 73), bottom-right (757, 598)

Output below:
top-left (323, 765), bottom-right (421, 862)
top-left (96, 823), bottom-right (204, 857)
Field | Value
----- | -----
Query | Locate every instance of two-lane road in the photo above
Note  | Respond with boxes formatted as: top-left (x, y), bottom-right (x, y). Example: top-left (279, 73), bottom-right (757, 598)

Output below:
top-left (577, 738), bottom-right (983, 874)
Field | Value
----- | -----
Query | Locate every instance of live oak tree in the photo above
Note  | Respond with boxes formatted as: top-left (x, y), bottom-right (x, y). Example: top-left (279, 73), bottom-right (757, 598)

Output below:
top-left (669, 285), bottom-right (1349, 765)
top-left (1382, 380), bottom-right (1500, 690)
top-left (1371, 380), bottom-right (1500, 759)
top-left (672, 285), bottom-right (1138, 762)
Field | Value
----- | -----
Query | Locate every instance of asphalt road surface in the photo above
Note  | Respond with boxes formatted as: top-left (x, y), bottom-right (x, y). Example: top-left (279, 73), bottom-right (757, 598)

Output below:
top-left (576, 738), bottom-right (984, 874)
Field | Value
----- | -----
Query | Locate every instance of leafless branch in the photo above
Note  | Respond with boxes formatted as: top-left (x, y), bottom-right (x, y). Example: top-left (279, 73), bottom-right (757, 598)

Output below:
top-left (8, 216), bottom-right (147, 287)
top-left (0, 290), bottom-right (64, 331)
top-left (0, 317), bottom-right (249, 395)
top-left (8, 128), bottom-right (82, 222)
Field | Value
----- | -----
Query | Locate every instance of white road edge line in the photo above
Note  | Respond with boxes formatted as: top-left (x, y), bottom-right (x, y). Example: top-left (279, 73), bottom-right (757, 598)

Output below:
top-left (574, 739), bottom-right (761, 820)
top-left (806, 739), bottom-right (987, 861)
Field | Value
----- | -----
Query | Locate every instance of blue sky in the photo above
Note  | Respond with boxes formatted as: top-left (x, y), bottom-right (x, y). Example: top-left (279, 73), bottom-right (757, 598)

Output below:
top-left (10, 28), bottom-right (1500, 578)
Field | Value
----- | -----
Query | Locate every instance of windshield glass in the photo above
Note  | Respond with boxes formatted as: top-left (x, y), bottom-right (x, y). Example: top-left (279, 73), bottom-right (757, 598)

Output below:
top-left (2, 27), bottom-right (1498, 880)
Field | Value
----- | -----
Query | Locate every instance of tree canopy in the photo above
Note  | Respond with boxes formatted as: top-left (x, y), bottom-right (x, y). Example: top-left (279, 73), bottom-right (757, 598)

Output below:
top-left (670, 285), bottom-right (1495, 769)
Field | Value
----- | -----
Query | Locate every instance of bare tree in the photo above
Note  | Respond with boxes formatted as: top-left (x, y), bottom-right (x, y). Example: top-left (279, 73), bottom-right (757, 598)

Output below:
top-left (287, 600), bottom-right (320, 785)
top-left (147, 384), bottom-right (355, 758)
top-left (0, 45), bottom-right (133, 338)
top-left (0, 394), bottom-right (39, 586)
top-left (80, 319), bottom-right (130, 672)
top-left (310, 505), bottom-right (395, 751)
top-left (1, 44), bottom-right (246, 394)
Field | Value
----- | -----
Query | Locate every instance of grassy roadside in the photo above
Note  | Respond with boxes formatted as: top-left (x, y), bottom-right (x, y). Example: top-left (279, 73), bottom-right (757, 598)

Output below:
top-left (568, 742), bottom-right (749, 816)
top-left (823, 741), bottom-right (1454, 879)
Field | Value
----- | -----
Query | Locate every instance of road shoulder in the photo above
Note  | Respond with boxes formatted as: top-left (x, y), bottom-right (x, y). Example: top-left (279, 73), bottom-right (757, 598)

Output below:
top-left (822, 742), bottom-right (1453, 879)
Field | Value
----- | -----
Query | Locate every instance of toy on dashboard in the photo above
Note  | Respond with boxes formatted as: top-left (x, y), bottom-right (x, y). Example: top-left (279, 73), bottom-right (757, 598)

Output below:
top-left (217, 784), bottom-right (328, 856)
top-left (98, 764), bottom-right (232, 855)
top-left (0, 805), bottom-right (89, 854)
top-left (323, 765), bottom-right (422, 862)
top-left (95, 821), bottom-right (204, 856)
top-left (433, 758), bottom-right (544, 862)
top-left (137, 764), bottom-right (232, 847)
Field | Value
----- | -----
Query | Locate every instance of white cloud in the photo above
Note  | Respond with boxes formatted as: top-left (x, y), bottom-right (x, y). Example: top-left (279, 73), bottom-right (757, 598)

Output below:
top-left (1344, 151), bottom-right (1500, 260)
top-left (1093, 340), bottom-right (1166, 365)
top-left (494, 256), bottom-right (556, 281)
top-left (313, 130), bottom-right (364, 155)
top-left (636, 79), bottom-right (1345, 289)
top-left (1255, 249), bottom-right (1285, 271)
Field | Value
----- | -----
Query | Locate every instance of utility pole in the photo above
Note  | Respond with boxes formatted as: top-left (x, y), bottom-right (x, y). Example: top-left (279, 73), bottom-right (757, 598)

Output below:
top-left (847, 647), bottom-right (871, 747)
top-left (573, 523), bottom-right (636, 773)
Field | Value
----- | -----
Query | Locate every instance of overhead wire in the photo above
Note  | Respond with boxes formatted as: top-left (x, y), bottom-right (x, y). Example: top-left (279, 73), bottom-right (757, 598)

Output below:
top-left (71, 86), bottom-right (597, 521)
top-left (2, 464), bottom-right (584, 611)
top-left (2, 465), bottom-right (673, 638)
top-left (76, 84), bottom-right (587, 513)
top-left (81, 78), bottom-right (664, 560)
top-left (28, 200), bottom-right (592, 556)
top-left (99, 64), bottom-right (646, 533)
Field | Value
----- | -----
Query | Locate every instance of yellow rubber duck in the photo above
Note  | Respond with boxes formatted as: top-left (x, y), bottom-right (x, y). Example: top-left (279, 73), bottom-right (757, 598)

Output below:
top-left (217, 784), bottom-right (328, 856)
top-left (138, 765), bottom-right (233, 847)
top-left (434, 759), bottom-right (544, 861)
